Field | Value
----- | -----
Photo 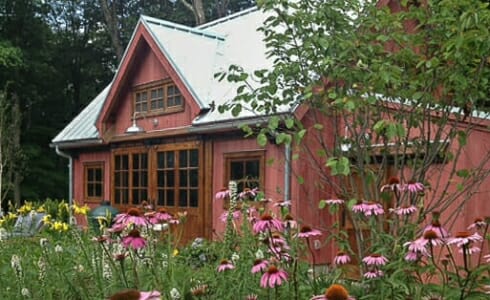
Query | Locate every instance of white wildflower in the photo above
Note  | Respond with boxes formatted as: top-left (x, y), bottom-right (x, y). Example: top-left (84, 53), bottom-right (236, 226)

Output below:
top-left (11, 255), bottom-right (22, 279)
top-left (231, 252), bottom-right (240, 263)
top-left (37, 257), bottom-right (46, 285)
top-left (74, 264), bottom-right (84, 273)
top-left (39, 238), bottom-right (49, 248)
top-left (255, 249), bottom-right (264, 259)
top-left (21, 287), bottom-right (30, 297)
top-left (102, 261), bottom-right (112, 281)
top-left (170, 288), bottom-right (181, 300)
top-left (54, 244), bottom-right (63, 253)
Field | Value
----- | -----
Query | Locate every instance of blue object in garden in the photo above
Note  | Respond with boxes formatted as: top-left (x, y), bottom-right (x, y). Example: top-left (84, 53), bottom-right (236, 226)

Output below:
top-left (88, 200), bottom-right (119, 233)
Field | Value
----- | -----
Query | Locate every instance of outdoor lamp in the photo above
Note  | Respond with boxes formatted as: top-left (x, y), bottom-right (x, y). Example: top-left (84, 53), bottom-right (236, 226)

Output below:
top-left (125, 112), bottom-right (145, 134)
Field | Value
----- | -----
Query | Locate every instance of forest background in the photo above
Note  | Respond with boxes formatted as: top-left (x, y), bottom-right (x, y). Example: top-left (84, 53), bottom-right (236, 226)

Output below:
top-left (0, 0), bottom-right (255, 208)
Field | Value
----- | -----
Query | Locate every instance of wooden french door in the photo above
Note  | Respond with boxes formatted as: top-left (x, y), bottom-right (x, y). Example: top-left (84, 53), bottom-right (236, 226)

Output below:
top-left (112, 141), bottom-right (206, 242)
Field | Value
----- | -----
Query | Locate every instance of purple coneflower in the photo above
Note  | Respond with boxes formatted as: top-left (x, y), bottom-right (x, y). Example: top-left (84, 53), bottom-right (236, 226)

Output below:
top-left (215, 188), bottom-right (230, 200)
top-left (253, 214), bottom-right (284, 234)
top-left (217, 259), bottom-right (234, 272)
top-left (190, 284), bottom-right (208, 297)
top-left (467, 217), bottom-right (486, 230)
top-left (333, 251), bottom-right (351, 265)
top-left (251, 259), bottom-right (269, 274)
top-left (362, 254), bottom-right (388, 266)
top-left (114, 208), bottom-right (149, 227)
top-left (274, 199), bottom-right (291, 208)
top-left (459, 246), bottom-right (481, 255)
top-left (380, 176), bottom-right (401, 192)
top-left (390, 205), bottom-right (417, 216)
top-left (403, 180), bottom-right (424, 193)
top-left (325, 199), bottom-right (345, 205)
top-left (146, 208), bottom-right (173, 224)
top-left (108, 289), bottom-right (161, 300)
top-left (447, 231), bottom-right (482, 248)
top-left (122, 229), bottom-right (147, 250)
top-left (108, 222), bottom-right (127, 234)
top-left (423, 220), bottom-right (449, 239)
top-left (363, 270), bottom-right (384, 279)
top-left (352, 202), bottom-right (384, 217)
top-left (297, 225), bottom-right (322, 238)
top-left (403, 238), bottom-right (429, 255)
top-left (283, 214), bottom-right (297, 230)
top-left (404, 251), bottom-right (419, 262)
top-left (260, 265), bottom-right (288, 288)
top-left (239, 187), bottom-right (258, 200)
top-left (219, 210), bottom-right (241, 223)
top-left (245, 294), bottom-right (258, 300)
top-left (310, 283), bottom-right (355, 300)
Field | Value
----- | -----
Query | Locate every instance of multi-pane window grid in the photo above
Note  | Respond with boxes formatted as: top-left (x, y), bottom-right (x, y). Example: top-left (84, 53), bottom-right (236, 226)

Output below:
top-left (157, 149), bottom-right (199, 208)
top-left (135, 83), bottom-right (182, 114)
top-left (86, 164), bottom-right (103, 200)
top-left (114, 153), bottom-right (148, 206)
top-left (114, 154), bottom-right (129, 205)
top-left (230, 158), bottom-right (260, 192)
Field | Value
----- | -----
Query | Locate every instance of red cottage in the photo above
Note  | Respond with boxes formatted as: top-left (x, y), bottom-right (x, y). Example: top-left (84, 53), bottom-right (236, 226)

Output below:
top-left (52, 6), bottom-right (490, 265)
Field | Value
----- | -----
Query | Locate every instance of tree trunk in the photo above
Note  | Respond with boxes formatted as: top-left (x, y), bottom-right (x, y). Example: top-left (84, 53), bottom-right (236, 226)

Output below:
top-left (11, 97), bottom-right (22, 207)
top-left (99, 0), bottom-right (124, 61)
top-left (179, 0), bottom-right (206, 25)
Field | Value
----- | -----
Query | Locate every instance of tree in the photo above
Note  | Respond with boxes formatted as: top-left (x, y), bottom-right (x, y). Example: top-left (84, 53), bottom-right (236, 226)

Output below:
top-left (220, 0), bottom-right (490, 294)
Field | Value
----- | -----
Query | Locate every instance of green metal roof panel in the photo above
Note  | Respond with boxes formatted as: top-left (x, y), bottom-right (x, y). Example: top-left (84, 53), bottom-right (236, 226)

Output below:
top-left (52, 84), bottom-right (110, 144)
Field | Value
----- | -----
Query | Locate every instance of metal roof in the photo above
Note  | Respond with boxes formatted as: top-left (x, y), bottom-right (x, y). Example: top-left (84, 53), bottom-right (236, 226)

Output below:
top-left (52, 84), bottom-right (110, 145)
top-left (52, 7), bottom-right (287, 146)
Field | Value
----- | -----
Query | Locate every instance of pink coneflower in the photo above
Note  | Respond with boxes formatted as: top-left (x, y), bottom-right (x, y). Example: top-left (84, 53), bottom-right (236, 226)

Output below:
top-left (390, 205), bottom-right (417, 216)
top-left (297, 225), bottom-right (322, 238)
top-left (283, 214), bottom-right (297, 230)
top-left (190, 284), bottom-right (208, 297)
top-left (310, 284), bottom-right (355, 300)
top-left (484, 254), bottom-right (490, 263)
top-left (219, 210), bottom-right (241, 223)
top-left (363, 270), bottom-right (384, 279)
top-left (108, 289), bottom-right (161, 300)
top-left (403, 180), bottom-right (424, 193)
top-left (253, 214), bottom-right (284, 234)
top-left (108, 222), bottom-right (127, 234)
top-left (362, 254), bottom-right (388, 266)
top-left (447, 231), bottom-right (482, 247)
top-left (146, 208), bottom-right (173, 224)
top-left (122, 229), bottom-right (147, 250)
top-left (245, 294), bottom-right (258, 300)
top-left (423, 220), bottom-right (449, 239)
top-left (467, 218), bottom-right (486, 230)
top-left (260, 265), bottom-right (288, 288)
top-left (333, 252), bottom-right (351, 265)
top-left (215, 188), bottom-right (230, 200)
top-left (217, 259), bottom-right (234, 272)
top-left (324, 199), bottom-right (345, 205)
top-left (404, 251), bottom-right (420, 262)
top-left (274, 199), bottom-right (291, 208)
top-left (352, 202), bottom-right (384, 217)
top-left (114, 208), bottom-right (149, 227)
top-left (239, 187), bottom-right (258, 200)
top-left (380, 177), bottom-right (401, 192)
top-left (459, 246), bottom-right (481, 255)
top-left (251, 259), bottom-right (269, 274)
top-left (403, 238), bottom-right (429, 255)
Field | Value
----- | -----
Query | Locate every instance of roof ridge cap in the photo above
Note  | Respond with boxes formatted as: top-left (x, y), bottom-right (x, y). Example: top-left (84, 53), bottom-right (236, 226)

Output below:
top-left (141, 15), bottom-right (225, 41)
top-left (196, 6), bottom-right (259, 30)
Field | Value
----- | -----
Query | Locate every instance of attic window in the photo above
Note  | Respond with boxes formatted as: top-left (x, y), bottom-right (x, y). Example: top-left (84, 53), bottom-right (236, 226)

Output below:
top-left (134, 80), bottom-right (183, 114)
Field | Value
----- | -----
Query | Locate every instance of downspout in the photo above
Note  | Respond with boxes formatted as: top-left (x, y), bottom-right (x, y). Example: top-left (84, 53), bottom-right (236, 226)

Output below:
top-left (55, 145), bottom-right (73, 224)
top-left (284, 143), bottom-right (292, 205)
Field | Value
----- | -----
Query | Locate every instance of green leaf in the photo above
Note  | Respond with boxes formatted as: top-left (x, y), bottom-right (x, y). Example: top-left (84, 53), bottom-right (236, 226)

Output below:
top-left (231, 104), bottom-right (242, 117)
top-left (257, 133), bottom-right (268, 147)
top-left (285, 118), bottom-right (295, 129)
top-left (318, 199), bottom-right (326, 209)
top-left (456, 169), bottom-right (470, 178)
top-left (297, 176), bottom-right (304, 185)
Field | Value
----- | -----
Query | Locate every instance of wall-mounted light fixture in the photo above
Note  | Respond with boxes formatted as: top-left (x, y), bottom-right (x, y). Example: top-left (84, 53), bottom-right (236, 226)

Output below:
top-left (125, 112), bottom-right (145, 134)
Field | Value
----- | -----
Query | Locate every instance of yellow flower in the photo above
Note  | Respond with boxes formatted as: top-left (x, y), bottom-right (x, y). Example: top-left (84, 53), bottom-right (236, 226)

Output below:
top-left (73, 203), bottom-right (90, 215)
top-left (36, 206), bottom-right (45, 213)
top-left (18, 202), bottom-right (33, 215)
top-left (42, 214), bottom-right (52, 225)
top-left (52, 221), bottom-right (69, 232)
top-left (173, 249), bottom-right (179, 257)
top-left (7, 212), bottom-right (17, 221)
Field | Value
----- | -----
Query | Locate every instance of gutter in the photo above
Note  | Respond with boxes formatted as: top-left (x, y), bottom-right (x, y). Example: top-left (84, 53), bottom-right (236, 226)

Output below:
top-left (55, 145), bottom-right (74, 225)
top-left (284, 143), bottom-right (292, 204)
